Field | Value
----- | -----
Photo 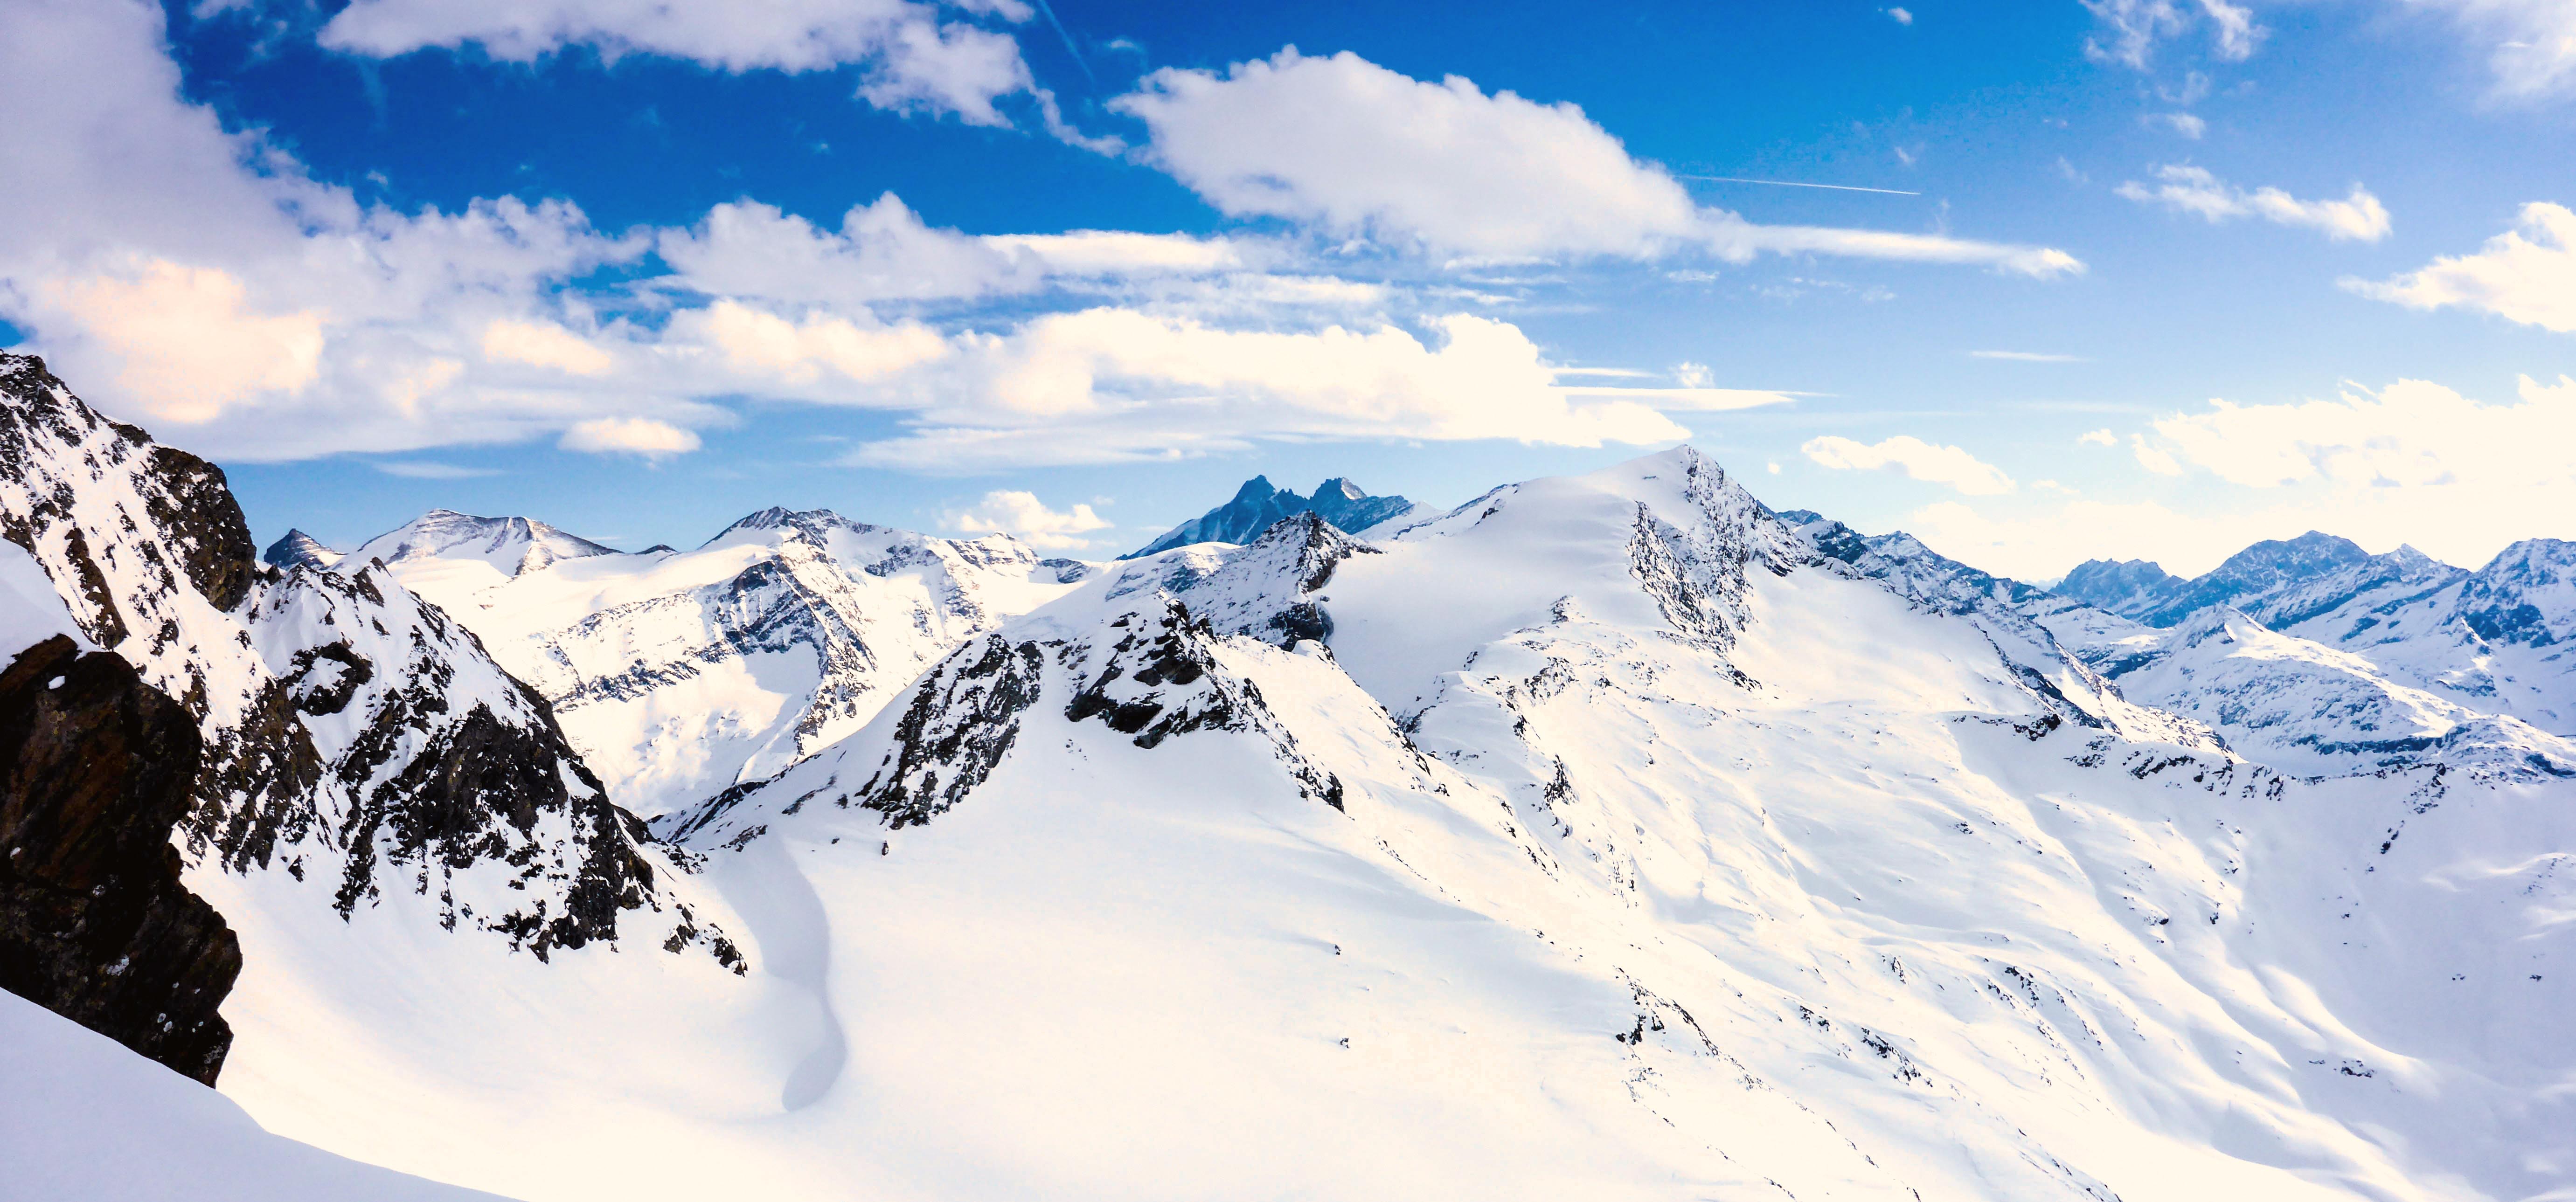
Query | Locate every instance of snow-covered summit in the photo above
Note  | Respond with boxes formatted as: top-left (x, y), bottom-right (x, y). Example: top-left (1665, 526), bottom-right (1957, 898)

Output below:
top-left (260, 529), bottom-right (340, 572)
top-left (351, 509), bottom-right (620, 580)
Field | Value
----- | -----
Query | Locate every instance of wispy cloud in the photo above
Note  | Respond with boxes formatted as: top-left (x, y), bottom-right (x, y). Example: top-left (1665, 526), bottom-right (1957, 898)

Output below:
top-left (373, 460), bottom-right (500, 480)
top-left (1803, 434), bottom-right (2016, 495)
top-left (1972, 350), bottom-right (2087, 362)
top-left (2116, 165), bottom-right (2391, 242)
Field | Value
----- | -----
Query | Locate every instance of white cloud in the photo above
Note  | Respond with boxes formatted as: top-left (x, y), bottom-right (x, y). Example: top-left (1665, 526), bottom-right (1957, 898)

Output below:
top-left (2343, 201), bottom-right (2576, 331)
top-left (2139, 375), bottom-right (2576, 489)
top-left (942, 490), bottom-right (1111, 548)
top-left (314, 0), bottom-right (1036, 125)
top-left (2083, 0), bottom-right (2266, 69)
top-left (2413, 0), bottom-right (2576, 99)
top-left (373, 460), bottom-right (500, 479)
top-left (1111, 48), bottom-right (2080, 274)
top-left (30, 257), bottom-right (324, 424)
top-left (1911, 375), bottom-right (2576, 578)
top-left (674, 301), bottom-right (954, 387)
top-left (1802, 434), bottom-right (2017, 495)
top-left (2146, 111), bottom-right (2208, 138)
top-left (2079, 428), bottom-right (2118, 445)
top-left (481, 319), bottom-right (614, 376)
top-left (2131, 433), bottom-right (2185, 474)
top-left (2116, 165), bottom-right (2392, 242)
top-left (558, 416), bottom-right (702, 459)
top-left (842, 310), bottom-right (1694, 470)
top-left (655, 196), bottom-right (1264, 310)
top-left (1888, 7), bottom-right (1916, 24)
top-left (1975, 349), bottom-right (2086, 362)
top-left (1112, 48), bottom-right (1698, 259)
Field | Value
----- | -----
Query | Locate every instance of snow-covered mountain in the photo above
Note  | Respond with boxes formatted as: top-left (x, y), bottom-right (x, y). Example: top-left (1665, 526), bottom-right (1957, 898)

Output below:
top-left (1122, 474), bottom-right (1421, 558)
top-left (0, 351), bottom-right (744, 1052)
top-left (10, 366), bottom-right (2576, 1202)
top-left (2058, 531), bottom-right (2465, 631)
top-left (2066, 604), bottom-right (2576, 780)
top-left (347, 504), bottom-right (1090, 818)
top-left (348, 509), bottom-right (621, 591)
top-left (2294, 538), bottom-right (2576, 738)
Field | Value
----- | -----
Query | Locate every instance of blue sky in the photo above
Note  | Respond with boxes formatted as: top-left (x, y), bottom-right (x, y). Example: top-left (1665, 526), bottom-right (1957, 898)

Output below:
top-left (2, 0), bottom-right (2571, 576)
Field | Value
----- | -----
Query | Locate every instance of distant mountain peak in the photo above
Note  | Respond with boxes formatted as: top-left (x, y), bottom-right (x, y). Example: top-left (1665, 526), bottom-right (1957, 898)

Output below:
top-left (259, 529), bottom-right (340, 572)
top-left (1123, 475), bottom-right (1423, 559)
top-left (350, 510), bottom-right (619, 578)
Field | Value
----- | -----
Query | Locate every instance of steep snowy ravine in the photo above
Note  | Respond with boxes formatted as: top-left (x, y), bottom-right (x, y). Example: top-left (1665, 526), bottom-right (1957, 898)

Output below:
top-left (202, 449), bottom-right (2572, 1201)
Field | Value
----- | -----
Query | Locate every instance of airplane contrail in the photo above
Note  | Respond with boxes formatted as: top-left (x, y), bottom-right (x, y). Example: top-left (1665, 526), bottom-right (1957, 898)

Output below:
top-left (1029, 0), bottom-right (1098, 87)
top-left (1680, 175), bottom-right (1922, 196)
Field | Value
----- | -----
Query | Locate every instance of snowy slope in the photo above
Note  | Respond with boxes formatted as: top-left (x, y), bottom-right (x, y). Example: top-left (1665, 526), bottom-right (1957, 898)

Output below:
top-left (211, 445), bottom-right (2565, 1202)
top-left (360, 505), bottom-right (1087, 817)
top-left (2291, 539), bottom-right (2576, 739)
top-left (0, 990), bottom-right (510, 1202)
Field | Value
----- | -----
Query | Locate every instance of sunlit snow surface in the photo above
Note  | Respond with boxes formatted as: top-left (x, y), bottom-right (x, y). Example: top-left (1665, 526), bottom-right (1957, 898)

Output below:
top-left (195, 449), bottom-right (2574, 1200)
top-left (0, 991), bottom-right (503, 1201)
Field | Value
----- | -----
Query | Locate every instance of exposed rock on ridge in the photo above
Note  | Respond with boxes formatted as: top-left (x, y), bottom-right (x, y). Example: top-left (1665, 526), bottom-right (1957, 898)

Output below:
top-left (0, 634), bottom-right (241, 1084)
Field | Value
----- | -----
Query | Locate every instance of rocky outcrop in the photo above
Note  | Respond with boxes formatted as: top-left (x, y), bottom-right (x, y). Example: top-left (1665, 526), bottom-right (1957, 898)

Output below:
top-left (0, 350), bottom-right (734, 968)
top-left (0, 635), bottom-right (240, 1085)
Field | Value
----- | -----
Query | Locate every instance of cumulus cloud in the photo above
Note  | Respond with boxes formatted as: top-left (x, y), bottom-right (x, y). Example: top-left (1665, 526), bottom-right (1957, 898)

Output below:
top-left (2343, 201), bottom-right (2576, 331)
top-left (1111, 48), bottom-right (2080, 274)
top-left (2139, 375), bottom-right (2576, 489)
top-left (2079, 428), bottom-right (2118, 445)
top-left (2083, 0), bottom-right (2266, 68)
top-left (841, 309), bottom-right (1695, 469)
top-left (0, 2), bottom-right (1998, 474)
top-left (2116, 165), bottom-right (2393, 242)
top-left (673, 300), bottom-right (954, 386)
top-left (1802, 434), bottom-right (2016, 494)
top-left (30, 257), bottom-right (325, 424)
top-left (313, 0), bottom-right (1036, 125)
top-left (942, 490), bottom-right (1111, 548)
top-left (655, 196), bottom-right (1260, 310)
top-left (559, 416), bottom-right (702, 459)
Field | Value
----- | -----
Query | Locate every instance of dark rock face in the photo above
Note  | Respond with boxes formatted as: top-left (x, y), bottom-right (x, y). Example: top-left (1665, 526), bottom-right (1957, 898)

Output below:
top-left (855, 636), bottom-right (1045, 829)
top-left (1123, 476), bottom-right (1419, 559)
top-left (0, 636), bottom-right (241, 1085)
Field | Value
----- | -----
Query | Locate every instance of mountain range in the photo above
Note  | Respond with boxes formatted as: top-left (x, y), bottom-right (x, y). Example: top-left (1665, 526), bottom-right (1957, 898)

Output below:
top-left (1120, 474), bottom-right (1422, 558)
top-left (5, 348), bottom-right (2574, 1201)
